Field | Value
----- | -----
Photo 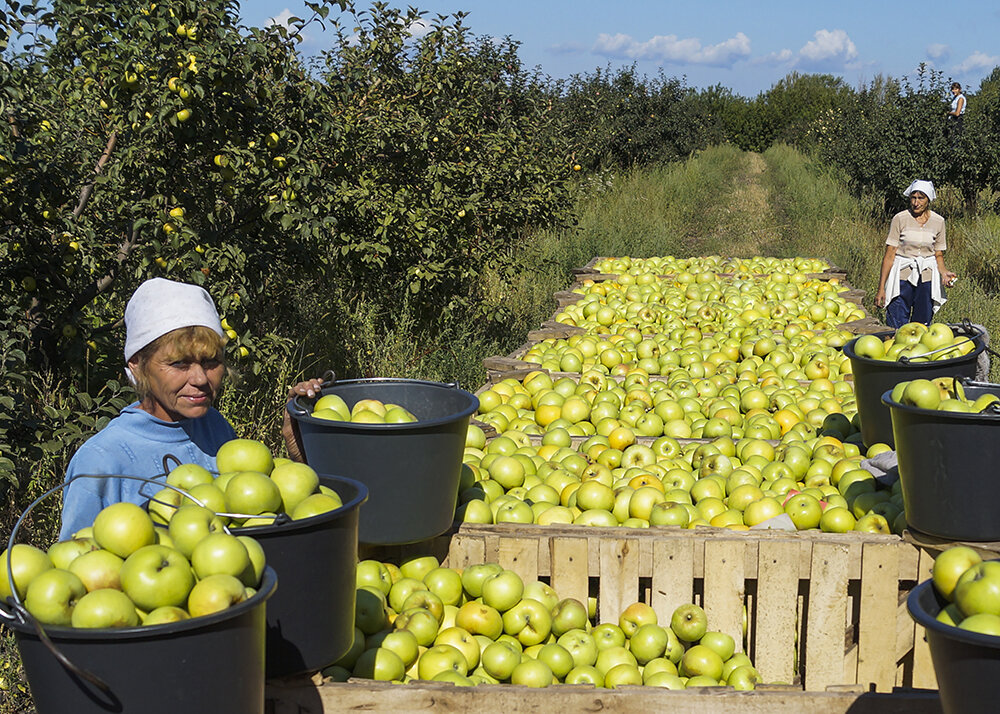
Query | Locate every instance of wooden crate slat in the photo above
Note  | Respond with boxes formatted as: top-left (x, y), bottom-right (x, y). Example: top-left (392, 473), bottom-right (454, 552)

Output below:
top-left (754, 539), bottom-right (801, 685)
top-left (446, 534), bottom-right (485, 570)
top-left (803, 541), bottom-right (851, 691)
top-left (497, 537), bottom-right (538, 584)
top-left (702, 539), bottom-right (747, 653)
top-left (856, 542), bottom-right (901, 692)
top-left (910, 549), bottom-right (939, 689)
top-left (550, 536), bottom-right (590, 605)
top-left (598, 538), bottom-right (640, 624)
top-left (650, 537), bottom-right (695, 626)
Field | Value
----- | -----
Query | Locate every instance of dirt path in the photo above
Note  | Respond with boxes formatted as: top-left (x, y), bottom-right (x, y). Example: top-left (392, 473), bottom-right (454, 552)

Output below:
top-left (710, 152), bottom-right (785, 256)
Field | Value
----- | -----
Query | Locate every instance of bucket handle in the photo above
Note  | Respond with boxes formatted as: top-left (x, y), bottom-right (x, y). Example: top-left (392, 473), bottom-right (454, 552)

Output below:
top-left (287, 369), bottom-right (338, 417)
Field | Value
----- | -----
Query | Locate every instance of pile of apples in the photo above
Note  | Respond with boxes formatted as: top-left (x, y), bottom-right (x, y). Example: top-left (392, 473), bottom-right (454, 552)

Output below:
top-left (851, 322), bottom-right (978, 363)
top-left (931, 547), bottom-right (1000, 636)
top-left (332, 556), bottom-right (762, 689)
top-left (307, 395), bottom-right (419, 424)
top-left (888, 377), bottom-right (1000, 414)
top-left (476, 369), bottom-right (859, 444)
top-left (590, 255), bottom-right (830, 277)
top-left (0, 501), bottom-right (267, 629)
top-left (148, 438), bottom-right (343, 528)
top-left (457, 423), bottom-right (902, 534)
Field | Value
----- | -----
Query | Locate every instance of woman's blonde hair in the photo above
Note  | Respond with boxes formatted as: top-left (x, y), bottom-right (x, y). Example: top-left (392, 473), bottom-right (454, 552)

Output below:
top-left (128, 326), bottom-right (228, 401)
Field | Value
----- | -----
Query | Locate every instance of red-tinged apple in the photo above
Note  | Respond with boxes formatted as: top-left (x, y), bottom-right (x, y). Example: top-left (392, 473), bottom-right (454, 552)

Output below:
top-left (628, 623), bottom-right (668, 664)
top-left (933, 546), bottom-right (983, 601)
top-left (215, 438), bottom-right (274, 475)
top-left (728, 664), bottom-right (761, 690)
top-left (187, 573), bottom-right (246, 617)
top-left (700, 631), bottom-right (736, 661)
top-left (93, 502), bottom-right (157, 558)
top-left (168, 505), bottom-right (226, 557)
top-left (565, 664), bottom-right (604, 686)
top-left (418, 644), bottom-right (468, 680)
top-left (481, 641), bottom-right (521, 681)
top-left (290, 493), bottom-right (342, 520)
top-left (120, 545), bottom-right (195, 612)
top-left (671, 603), bottom-right (708, 642)
top-left (455, 601), bottom-right (503, 639)
top-left (592, 622), bottom-right (626, 651)
top-left (353, 646), bottom-right (406, 681)
top-left (510, 658), bottom-right (553, 688)
top-left (502, 598), bottom-right (553, 646)
top-left (143, 605), bottom-right (190, 626)
top-left (166, 463), bottom-right (214, 491)
top-left (434, 627), bottom-right (481, 670)
top-left (482, 570), bottom-right (524, 612)
top-left (522, 581), bottom-right (559, 613)
top-left (380, 629), bottom-right (420, 669)
top-left (190, 532), bottom-right (252, 583)
top-left (24, 569), bottom-right (87, 625)
top-left (225, 471), bottom-right (282, 516)
top-left (399, 555), bottom-right (440, 582)
top-left (680, 644), bottom-right (724, 680)
top-left (270, 462), bottom-right (320, 513)
top-left (954, 561), bottom-right (1000, 617)
top-left (619, 601), bottom-right (657, 637)
top-left (47, 537), bottom-right (100, 570)
top-left (388, 577), bottom-right (428, 613)
top-left (357, 559), bottom-right (393, 596)
top-left (68, 549), bottom-right (124, 591)
top-left (558, 629), bottom-right (599, 667)
top-left (594, 645), bottom-right (637, 675)
top-left (395, 607), bottom-right (440, 647)
top-left (551, 598), bottom-right (589, 636)
top-left (71, 588), bottom-right (140, 628)
top-left (0, 544), bottom-right (54, 600)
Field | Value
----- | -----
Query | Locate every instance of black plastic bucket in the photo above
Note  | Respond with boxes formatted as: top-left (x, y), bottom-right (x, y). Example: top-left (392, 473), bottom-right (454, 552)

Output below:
top-left (908, 578), bottom-right (1000, 714)
top-left (3, 567), bottom-right (276, 714)
top-left (234, 474), bottom-right (367, 677)
top-left (844, 323), bottom-right (984, 448)
top-left (884, 381), bottom-right (1000, 540)
top-left (288, 378), bottom-right (478, 545)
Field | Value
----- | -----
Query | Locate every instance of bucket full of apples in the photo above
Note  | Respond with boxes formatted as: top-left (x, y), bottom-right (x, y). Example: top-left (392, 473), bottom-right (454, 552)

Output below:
top-left (843, 321), bottom-right (985, 449)
top-left (908, 546), bottom-right (1000, 714)
top-left (287, 374), bottom-right (479, 545)
top-left (145, 444), bottom-right (369, 678)
top-left (0, 475), bottom-right (277, 714)
top-left (883, 377), bottom-right (1000, 541)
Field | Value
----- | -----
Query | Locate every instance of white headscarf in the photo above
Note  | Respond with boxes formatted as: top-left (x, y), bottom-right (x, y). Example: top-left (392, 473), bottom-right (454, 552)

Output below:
top-left (903, 180), bottom-right (937, 201)
top-left (124, 278), bottom-right (224, 384)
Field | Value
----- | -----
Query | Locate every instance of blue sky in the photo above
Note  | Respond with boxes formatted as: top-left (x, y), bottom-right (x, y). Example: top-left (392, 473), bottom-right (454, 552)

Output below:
top-left (242, 1), bottom-right (1000, 96)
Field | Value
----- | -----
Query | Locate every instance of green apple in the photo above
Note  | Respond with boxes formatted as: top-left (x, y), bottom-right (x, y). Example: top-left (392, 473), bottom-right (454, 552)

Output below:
top-left (700, 630), bottom-right (736, 661)
top-left (0, 544), bottom-right (54, 600)
top-left (388, 577), bottom-right (428, 613)
top-left (168, 505), bottom-right (226, 557)
top-left (399, 555), bottom-right (440, 582)
top-left (680, 643), bottom-right (724, 680)
top-left (68, 549), bottom-right (124, 592)
top-left (592, 622), bottom-right (626, 651)
top-left (290, 492), bottom-right (342, 520)
top-left (481, 570), bottom-right (524, 612)
top-left (564, 664), bottom-right (604, 686)
top-left (270, 462), bottom-right (320, 513)
top-left (395, 607), bottom-right (440, 647)
top-left (353, 647), bottom-right (405, 681)
top-left (959, 613), bottom-right (1000, 636)
top-left (522, 580), bottom-right (559, 613)
top-left (594, 644), bottom-right (637, 675)
top-left (356, 559), bottom-right (393, 596)
top-left (190, 532), bottom-right (252, 583)
top-left (434, 627), bottom-right (481, 670)
top-left (187, 573), bottom-right (247, 617)
top-left (455, 601), bottom-right (503, 640)
top-left (728, 664), bottom-right (761, 690)
top-left (628, 623), bottom-right (668, 664)
top-left (851, 334), bottom-right (885, 359)
top-left (558, 629), bottom-right (599, 668)
top-left (47, 537), bottom-right (100, 570)
top-left (313, 394), bottom-right (350, 420)
top-left (225, 471), bottom-right (283, 516)
top-left (933, 546), bottom-right (983, 601)
top-left (418, 644), bottom-right (468, 680)
top-left (536, 642), bottom-right (575, 680)
top-left (820, 506), bottom-right (856, 533)
top-left (71, 588), bottom-right (140, 628)
top-left (120, 544), bottom-right (196, 611)
top-left (551, 598), bottom-right (589, 636)
top-left (215, 438), bottom-right (274, 475)
top-left (480, 641), bottom-right (522, 681)
top-left (670, 603), bottom-right (708, 642)
top-left (502, 598), bottom-right (552, 646)
top-left (380, 629), bottom-right (420, 669)
top-left (93, 502), bottom-right (157, 558)
top-left (954, 561), bottom-right (1000, 617)
top-left (143, 605), bottom-right (190, 626)
top-left (24, 569), bottom-right (87, 625)
top-left (166, 463), bottom-right (214, 491)
top-left (619, 601), bottom-right (657, 637)
top-left (510, 658), bottom-right (553, 688)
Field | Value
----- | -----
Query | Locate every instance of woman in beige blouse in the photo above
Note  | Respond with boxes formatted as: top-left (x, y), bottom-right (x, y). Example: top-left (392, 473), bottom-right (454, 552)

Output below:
top-left (875, 180), bottom-right (957, 328)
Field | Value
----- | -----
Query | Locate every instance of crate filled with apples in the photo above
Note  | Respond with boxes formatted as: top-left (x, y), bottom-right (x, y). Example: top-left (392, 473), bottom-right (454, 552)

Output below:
top-left (329, 556), bottom-right (761, 690)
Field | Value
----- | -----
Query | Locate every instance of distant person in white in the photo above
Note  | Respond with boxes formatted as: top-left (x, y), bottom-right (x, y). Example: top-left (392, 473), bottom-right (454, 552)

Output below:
top-left (948, 82), bottom-right (966, 139)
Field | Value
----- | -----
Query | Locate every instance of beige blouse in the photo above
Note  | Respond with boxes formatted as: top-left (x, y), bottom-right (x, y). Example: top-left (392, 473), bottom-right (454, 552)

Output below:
top-left (886, 210), bottom-right (946, 282)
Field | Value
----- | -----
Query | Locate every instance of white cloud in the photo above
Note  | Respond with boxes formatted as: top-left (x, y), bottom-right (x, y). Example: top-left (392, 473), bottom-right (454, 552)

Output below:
top-left (407, 18), bottom-right (432, 40)
top-left (798, 29), bottom-right (857, 64)
top-left (953, 51), bottom-right (1000, 74)
top-left (592, 31), bottom-right (751, 67)
top-left (927, 43), bottom-right (950, 61)
top-left (754, 48), bottom-right (794, 65)
top-left (267, 8), bottom-right (312, 43)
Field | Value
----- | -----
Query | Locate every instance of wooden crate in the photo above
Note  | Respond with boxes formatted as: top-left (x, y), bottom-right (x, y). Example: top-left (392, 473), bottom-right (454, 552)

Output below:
top-left (362, 524), bottom-right (937, 693)
top-left (266, 678), bottom-right (941, 714)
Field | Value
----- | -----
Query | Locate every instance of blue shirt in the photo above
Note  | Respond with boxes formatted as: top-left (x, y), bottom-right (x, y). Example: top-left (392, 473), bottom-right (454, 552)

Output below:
top-left (59, 403), bottom-right (236, 539)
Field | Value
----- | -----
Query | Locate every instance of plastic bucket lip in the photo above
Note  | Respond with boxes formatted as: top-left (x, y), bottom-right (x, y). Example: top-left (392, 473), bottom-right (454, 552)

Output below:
top-left (881, 384), bottom-right (1000, 419)
top-left (231, 473), bottom-right (369, 535)
top-left (843, 324), bottom-right (986, 367)
top-left (287, 377), bottom-right (479, 431)
top-left (907, 579), bottom-right (1000, 650)
top-left (2, 566), bottom-right (277, 641)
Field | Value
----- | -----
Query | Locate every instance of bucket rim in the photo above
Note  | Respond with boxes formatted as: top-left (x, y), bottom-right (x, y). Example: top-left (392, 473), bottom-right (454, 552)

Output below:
top-left (2, 566), bottom-right (277, 641)
top-left (288, 377), bottom-right (479, 430)
top-left (907, 579), bottom-right (1000, 649)
top-left (881, 385), bottom-right (1000, 420)
top-left (231, 473), bottom-right (368, 535)
top-left (843, 324), bottom-right (985, 366)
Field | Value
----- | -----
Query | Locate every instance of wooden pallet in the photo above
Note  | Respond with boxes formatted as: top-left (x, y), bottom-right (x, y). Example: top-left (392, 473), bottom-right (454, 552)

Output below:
top-left (266, 678), bottom-right (941, 714)
top-left (362, 524), bottom-right (937, 694)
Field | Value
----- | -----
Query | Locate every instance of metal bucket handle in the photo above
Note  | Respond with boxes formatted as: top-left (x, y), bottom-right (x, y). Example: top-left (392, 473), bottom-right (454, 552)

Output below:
top-left (288, 369), bottom-right (338, 417)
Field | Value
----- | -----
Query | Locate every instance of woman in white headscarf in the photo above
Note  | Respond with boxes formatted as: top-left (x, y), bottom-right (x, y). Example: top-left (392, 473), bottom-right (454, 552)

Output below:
top-left (875, 180), bottom-right (957, 328)
top-left (59, 278), bottom-right (322, 538)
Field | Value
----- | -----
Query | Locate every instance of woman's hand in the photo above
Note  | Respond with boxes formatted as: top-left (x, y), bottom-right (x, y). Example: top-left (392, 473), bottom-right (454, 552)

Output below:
top-left (942, 270), bottom-right (957, 288)
top-left (875, 286), bottom-right (887, 308)
top-left (282, 378), bottom-right (325, 463)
